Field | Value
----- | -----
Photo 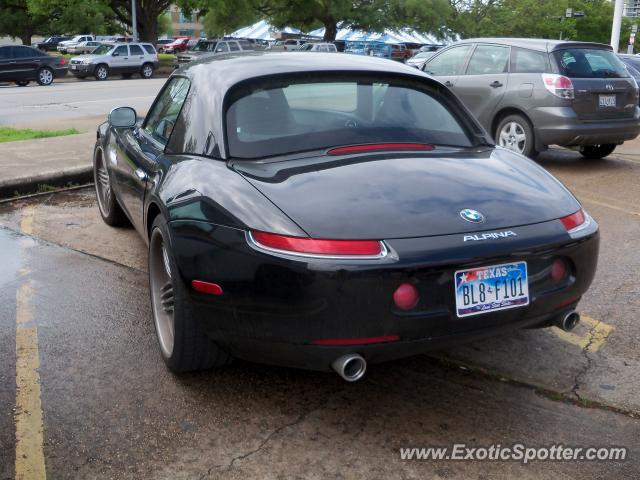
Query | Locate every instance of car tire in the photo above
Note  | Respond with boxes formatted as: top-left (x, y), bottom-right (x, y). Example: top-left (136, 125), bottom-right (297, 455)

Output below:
top-left (15, 80), bottom-right (29, 87)
top-left (94, 64), bottom-right (109, 81)
top-left (495, 114), bottom-right (538, 158)
top-left (148, 214), bottom-right (232, 372)
top-left (140, 63), bottom-right (154, 79)
top-left (93, 144), bottom-right (128, 226)
top-left (579, 144), bottom-right (616, 159)
top-left (36, 67), bottom-right (54, 86)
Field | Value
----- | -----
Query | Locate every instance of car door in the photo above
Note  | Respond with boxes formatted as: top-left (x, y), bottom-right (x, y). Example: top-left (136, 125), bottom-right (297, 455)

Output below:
top-left (113, 77), bottom-right (191, 235)
top-left (11, 46), bottom-right (41, 81)
top-left (0, 47), bottom-right (12, 81)
top-left (110, 45), bottom-right (129, 72)
top-left (127, 44), bottom-right (145, 70)
top-left (453, 44), bottom-right (511, 129)
top-left (422, 44), bottom-right (474, 89)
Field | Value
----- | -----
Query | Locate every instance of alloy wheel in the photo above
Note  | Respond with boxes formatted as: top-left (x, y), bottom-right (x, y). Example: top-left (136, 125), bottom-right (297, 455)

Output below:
top-left (142, 65), bottom-right (153, 78)
top-left (498, 121), bottom-right (527, 153)
top-left (97, 66), bottom-right (108, 80)
top-left (94, 152), bottom-right (111, 218)
top-left (149, 229), bottom-right (175, 358)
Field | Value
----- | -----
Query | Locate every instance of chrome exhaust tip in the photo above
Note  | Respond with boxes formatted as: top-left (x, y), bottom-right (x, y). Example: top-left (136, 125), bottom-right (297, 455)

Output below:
top-left (557, 311), bottom-right (580, 332)
top-left (331, 354), bottom-right (367, 382)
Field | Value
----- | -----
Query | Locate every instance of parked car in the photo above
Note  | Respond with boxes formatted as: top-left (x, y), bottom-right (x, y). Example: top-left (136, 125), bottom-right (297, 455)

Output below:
top-left (69, 43), bottom-right (158, 81)
top-left (156, 38), bottom-right (174, 53)
top-left (57, 35), bottom-right (94, 53)
top-left (423, 38), bottom-right (640, 159)
top-left (283, 39), bottom-right (305, 51)
top-left (32, 36), bottom-right (70, 52)
top-left (67, 41), bottom-right (103, 55)
top-left (101, 36), bottom-right (133, 45)
top-left (298, 43), bottom-right (338, 52)
top-left (390, 44), bottom-right (410, 61)
top-left (175, 38), bottom-right (254, 66)
top-left (0, 45), bottom-right (68, 86)
top-left (618, 54), bottom-right (640, 83)
top-left (94, 52), bottom-right (598, 379)
top-left (406, 51), bottom-right (435, 69)
top-left (163, 37), bottom-right (192, 54)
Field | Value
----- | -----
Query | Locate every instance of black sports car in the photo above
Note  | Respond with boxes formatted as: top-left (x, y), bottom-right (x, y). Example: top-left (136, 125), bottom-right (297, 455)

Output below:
top-left (94, 52), bottom-right (599, 381)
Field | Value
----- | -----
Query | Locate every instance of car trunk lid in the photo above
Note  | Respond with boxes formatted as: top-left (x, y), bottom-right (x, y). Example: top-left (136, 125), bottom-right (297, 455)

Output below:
top-left (233, 149), bottom-right (580, 240)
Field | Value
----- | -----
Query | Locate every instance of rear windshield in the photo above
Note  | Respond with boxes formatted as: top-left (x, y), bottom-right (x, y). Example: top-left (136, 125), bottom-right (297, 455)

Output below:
top-left (226, 77), bottom-right (473, 159)
top-left (553, 48), bottom-right (629, 78)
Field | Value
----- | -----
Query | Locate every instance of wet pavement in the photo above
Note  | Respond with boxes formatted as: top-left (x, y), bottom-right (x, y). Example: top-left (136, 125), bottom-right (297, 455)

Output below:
top-left (0, 148), bottom-right (639, 479)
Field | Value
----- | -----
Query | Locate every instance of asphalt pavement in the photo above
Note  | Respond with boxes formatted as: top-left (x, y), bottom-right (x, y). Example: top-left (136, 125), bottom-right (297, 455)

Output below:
top-left (0, 78), bottom-right (166, 126)
top-left (0, 147), bottom-right (638, 478)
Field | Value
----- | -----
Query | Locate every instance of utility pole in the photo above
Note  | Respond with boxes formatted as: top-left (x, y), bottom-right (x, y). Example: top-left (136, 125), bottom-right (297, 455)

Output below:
top-left (611, 0), bottom-right (625, 52)
top-left (131, 0), bottom-right (138, 41)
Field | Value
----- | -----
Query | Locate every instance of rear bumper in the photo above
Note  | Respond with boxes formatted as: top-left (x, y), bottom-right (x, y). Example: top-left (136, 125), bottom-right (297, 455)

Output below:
top-left (169, 218), bottom-right (600, 372)
top-left (532, 106), bottom-right (640, 147)
top-left (52, 66), bottom-right (68, 77)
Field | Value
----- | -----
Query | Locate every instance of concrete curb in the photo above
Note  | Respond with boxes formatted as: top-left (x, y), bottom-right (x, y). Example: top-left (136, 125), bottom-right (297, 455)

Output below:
top-left (0, 165), bottom-right (93, 198)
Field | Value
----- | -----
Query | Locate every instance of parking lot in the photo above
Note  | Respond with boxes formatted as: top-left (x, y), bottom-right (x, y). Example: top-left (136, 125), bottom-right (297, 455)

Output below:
top-left (0, 144), bottom-right (638, 478)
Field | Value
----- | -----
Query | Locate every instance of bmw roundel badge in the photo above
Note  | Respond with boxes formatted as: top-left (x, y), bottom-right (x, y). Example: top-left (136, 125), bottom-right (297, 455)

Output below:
top-left (460, 209), bottom-right (485, 223)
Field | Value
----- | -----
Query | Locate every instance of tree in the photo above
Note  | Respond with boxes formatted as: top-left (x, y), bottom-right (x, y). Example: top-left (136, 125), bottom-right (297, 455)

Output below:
top-left (28, 0), bottom-right (118, 36)
top-left (192, 0), bottom-right (451, 41)
top-left (108, 0), bottom-right (173, 41)
top-left (0, 0), bottom-right (49, 45)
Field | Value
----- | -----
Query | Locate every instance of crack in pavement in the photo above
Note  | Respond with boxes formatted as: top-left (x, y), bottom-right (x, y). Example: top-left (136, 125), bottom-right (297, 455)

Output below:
top-left (570, 320), bottom-right (600, 402)
top-left (198, 404), bottom-right (323, 479)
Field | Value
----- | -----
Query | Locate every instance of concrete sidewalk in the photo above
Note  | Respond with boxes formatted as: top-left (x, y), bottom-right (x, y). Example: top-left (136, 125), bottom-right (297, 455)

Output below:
top-left (0, 132), bottom-right (95, 197)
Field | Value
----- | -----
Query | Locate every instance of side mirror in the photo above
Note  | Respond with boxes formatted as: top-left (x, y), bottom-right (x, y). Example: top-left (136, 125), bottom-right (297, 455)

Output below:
top-left (108, 107), bottom-right (137, 128)
top-left (112, 52), bottom-right (119, 57)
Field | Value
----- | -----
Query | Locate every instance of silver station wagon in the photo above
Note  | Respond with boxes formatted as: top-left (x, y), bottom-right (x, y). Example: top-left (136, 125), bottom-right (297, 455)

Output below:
top-left (423, 38), bottom-right (640, 159)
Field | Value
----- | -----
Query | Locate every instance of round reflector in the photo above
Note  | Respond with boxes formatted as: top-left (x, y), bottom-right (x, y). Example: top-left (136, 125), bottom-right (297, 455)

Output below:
top-left (551, 259), bottom-right (567, 283)
top-left (393, 283), bottom-right (419, 310)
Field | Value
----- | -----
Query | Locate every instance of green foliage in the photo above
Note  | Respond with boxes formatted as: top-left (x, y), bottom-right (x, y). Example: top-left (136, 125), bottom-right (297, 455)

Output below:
top-left (0, 0), bottom-right (49, 44)
top-left (28, 0), bottom-right (117, 35)
top-left (449, 0), bottom-right (630, 47)
top-left (0, 127), bottom-right (80, 143)
top-left (157, 12), bottom-right (173, 37)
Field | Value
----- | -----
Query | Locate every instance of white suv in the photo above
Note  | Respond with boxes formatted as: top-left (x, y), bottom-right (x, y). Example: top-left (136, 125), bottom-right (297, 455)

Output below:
top-left (69, 43), bottom-right (159, 81)
top-left (57, 35), bottom-right (94, 53)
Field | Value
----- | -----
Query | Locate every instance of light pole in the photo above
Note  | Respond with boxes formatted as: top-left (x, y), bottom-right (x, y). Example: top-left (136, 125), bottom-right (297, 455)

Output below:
top-left (611, 0), bottom-right (624, 52)
top-left (131, 0), bottom-right (138, 41)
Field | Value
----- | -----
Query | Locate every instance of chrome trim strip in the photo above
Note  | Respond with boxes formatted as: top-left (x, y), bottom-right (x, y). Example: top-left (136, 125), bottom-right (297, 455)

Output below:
top-left (246, 231), bottom-right (388, 260)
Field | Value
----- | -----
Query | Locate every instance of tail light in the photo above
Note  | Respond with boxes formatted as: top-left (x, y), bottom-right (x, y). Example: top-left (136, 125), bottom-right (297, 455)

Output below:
top-left (560, 209), bottom-right (587, 233)
top-left (393, 283), bottom-right (419, 310)
top-left (542, 73), bottom-right (574, 100)
top-left (59, 57), bottom-right (66, 65)
top-left (250, 231), bottom-right (384, 257)
top-left (550, 258), bottom-right (567, 283)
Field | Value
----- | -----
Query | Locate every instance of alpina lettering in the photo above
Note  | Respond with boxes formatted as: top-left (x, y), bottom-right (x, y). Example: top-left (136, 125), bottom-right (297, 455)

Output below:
top-left (463, 231), bottom-right (517, 242)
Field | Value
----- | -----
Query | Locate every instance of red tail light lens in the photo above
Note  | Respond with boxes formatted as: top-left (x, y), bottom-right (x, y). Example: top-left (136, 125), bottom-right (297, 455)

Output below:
top-left (542, 73), bottom-right (574, 99)
top-left (327, 143), bottom-right (434, 155)
top-left (560, 209), bottom-right (586, 231)
top-left (251, 231), bottom-right (383, 256)
top-left (191, 280), bottom-right (223, 296)
top-left (59, 57), bottom-right (66, 65)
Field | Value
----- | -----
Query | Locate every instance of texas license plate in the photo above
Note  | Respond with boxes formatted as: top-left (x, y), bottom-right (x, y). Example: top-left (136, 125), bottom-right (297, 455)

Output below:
top-left (454, 261), bottom-right (529, 317)
top-left (70, 65), bottom-right (77, 70)
top-left (599, 94), bottom-right (616, 107)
